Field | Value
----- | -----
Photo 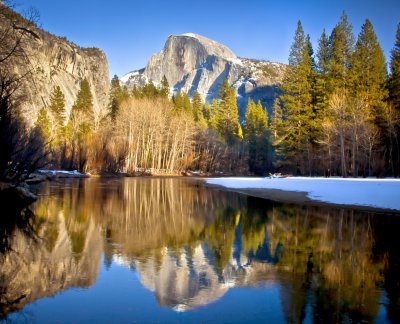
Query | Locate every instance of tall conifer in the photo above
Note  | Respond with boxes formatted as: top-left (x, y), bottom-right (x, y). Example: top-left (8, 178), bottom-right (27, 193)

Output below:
top-left (35, 107), bottom-right (52, 140)
top-left (327, 11), bottom-right (355, 92)
top-left (389, 23), bottom-right (400, 110)
top-left (244, 99), bottom-right (270, 174)
top-left (49, 86), bottom-right (66, 127)
top-left (109, 75), bottom-right (129, 120)
top-left (192, 91), bottom-right (206, 125)
top-left (217, 79), bottom-right (242, 144)
top-left (71, 78), bottom-right (94, 135)
top-left (314, 29), bottom-right (330, 116)
top-left (160, 75), bottom-right (170, 98)
top-left (350, 19), bottom-right (387, 114)
top-left (279, 21), bottom-right (314, 174)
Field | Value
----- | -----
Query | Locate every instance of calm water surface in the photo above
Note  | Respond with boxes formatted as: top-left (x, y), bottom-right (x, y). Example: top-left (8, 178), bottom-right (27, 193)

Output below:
top-left (1, 178), bottom-right (399, 323)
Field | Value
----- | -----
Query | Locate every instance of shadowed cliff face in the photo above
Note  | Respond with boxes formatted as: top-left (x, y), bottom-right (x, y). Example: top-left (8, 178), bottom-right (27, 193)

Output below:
top-left (0, 5), bottom-right (109, 125)
top-left (122, 33), bottom-right (285, 116)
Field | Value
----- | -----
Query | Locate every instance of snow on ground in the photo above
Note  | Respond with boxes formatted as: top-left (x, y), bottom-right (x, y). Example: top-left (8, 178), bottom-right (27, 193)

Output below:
top-left (207, 177), bottom-right (400, 211)
top-left (39, 169), bottom-right (84, 175)
top-left (37, 170), bottom-right (87, 178)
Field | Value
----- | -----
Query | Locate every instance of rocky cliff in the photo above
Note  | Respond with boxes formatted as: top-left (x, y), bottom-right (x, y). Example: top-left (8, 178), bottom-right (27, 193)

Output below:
top-left (0, 5), bottom-right (109, 125)
top-left (122, 33), bottom-right (285, 116)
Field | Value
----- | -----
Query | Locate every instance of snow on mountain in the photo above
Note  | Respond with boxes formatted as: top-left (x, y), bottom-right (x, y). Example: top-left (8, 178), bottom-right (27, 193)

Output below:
top-left (120, 71), bottom-right (139, 83)
top-left (182, 32), bottom-right (197, 38)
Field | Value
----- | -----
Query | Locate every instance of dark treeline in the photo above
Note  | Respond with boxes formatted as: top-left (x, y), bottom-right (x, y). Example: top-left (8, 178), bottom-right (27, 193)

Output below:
top-left (1, 4), bottom-right (400, 178)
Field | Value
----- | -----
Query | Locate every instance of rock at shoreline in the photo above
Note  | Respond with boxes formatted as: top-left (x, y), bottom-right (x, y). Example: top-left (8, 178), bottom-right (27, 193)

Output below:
top-left (25, 170), bottom-right (88, 184)
top-left (0, 183), bottom-right (37, 208)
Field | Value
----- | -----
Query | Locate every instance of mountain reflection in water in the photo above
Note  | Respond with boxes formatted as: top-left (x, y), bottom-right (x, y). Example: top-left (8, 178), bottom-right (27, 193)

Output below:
top-left (0, 178), bottom-right (399, 323)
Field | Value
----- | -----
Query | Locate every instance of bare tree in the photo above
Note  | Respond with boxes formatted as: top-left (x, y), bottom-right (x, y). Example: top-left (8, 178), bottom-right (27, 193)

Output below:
top-left (328, 91), bottom-right (350, 177)
top-left (109, 97), bottom-right (196, 174)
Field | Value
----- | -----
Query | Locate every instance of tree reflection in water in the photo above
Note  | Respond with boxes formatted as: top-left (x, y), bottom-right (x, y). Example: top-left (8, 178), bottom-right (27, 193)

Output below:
top-left (0, 178), bottom-right (399, 322)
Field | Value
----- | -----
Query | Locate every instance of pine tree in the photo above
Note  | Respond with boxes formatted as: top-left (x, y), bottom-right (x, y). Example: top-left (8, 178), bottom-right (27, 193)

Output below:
top-left (244, 99), bottom-right (257, 138)
top-left (160, 75), bottom-right (170, 98)
top-left (142, 81), bottom-right (159, 98)
top-left (244, 99), bottom-right (270, 174)
top-left (108, 75), bottom-right (129, 120)
top-left (219, 78), bottom-right (230, 100)
top-left (73, 79), bottom-right (93, 116)
top-left (317, 29), bottom-right (330, 74)
top-left (270, 98), bottom-right (283, 142)
top-left (71, 78), bottom-right (94, 135)
top-left (192, 91), bottom-right (206, 125)
top-left (131, 85), bottom-right (142, 99)
top-left (350, 19), bottom-right (387, 114)
top-left (389, 23), bottom-right (400, 110)
top-left (388, 23), bottom-right (400, 176)
top-left (202, 102), bottom-right (212, 122)
top-left (109, 75), bottom-right (121, 120)
top-left (182, 91), bottom-right (192, 111)
top-left (173, 90), bottom-right (191, 110)
top-left (270, 98), bottom-right (285, 170)
top-left (35, 107), bottom-right (52, 140)
top-left (244, 99), bottom-right (268, 137)
top-left (306, 34), bottom-right (316, 71)
top-left (217, 79), bottom-right (242, 144)
top-left (327, 11), bottom-right (355, 92)
top-left (279, 21), bottom-right (314, 174)
top-left (209, 99), bottom-right (221, 129)
top-left (348, 19), bottom-right (387, 176)
top-left (306, 33), bottom-right (317, 128)
top-left (173, 90), bottom-right (183, 109)
top-left (314, 29), bottom-right (330, 116)
top-left (49, 86), bottom-right (66, 127)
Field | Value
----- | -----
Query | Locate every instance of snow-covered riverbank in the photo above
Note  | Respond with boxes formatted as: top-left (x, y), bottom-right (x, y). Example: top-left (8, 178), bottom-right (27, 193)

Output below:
top-left (207, 177), bottom-right (400, 211)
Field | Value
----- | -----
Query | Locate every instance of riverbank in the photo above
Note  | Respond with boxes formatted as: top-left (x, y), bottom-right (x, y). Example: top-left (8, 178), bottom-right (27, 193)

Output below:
top-left (206, 177), bottom-right (400, 212)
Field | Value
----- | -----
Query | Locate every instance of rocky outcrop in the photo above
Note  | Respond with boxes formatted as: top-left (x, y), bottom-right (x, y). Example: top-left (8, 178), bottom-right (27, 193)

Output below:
top-left (0, 5), bottom-right (109, 125)
top-left (0, 183), bottom-right (37, 209)
top-left (122, 33), bottom-right (285, 116)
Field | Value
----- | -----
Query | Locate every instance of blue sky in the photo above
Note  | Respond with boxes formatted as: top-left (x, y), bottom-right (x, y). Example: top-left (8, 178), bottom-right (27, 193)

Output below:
top-left (16, 0), bottom-right (400, 78)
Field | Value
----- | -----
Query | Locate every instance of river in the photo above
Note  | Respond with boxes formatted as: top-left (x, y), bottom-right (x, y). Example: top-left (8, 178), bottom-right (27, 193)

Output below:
top-left (0, 178), bottom-right (399, 323)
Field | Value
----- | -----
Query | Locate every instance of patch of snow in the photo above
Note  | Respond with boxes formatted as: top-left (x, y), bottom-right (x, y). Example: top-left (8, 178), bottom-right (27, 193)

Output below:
top-left (226, 57), bottom-right (243, 66)
top-left (206, 177), bottom-right (400, 211)
top-left (38, 169), bottom-right (84, 176)
top-left (182, 33), bottom-right (197, 38)
top-left (120, 71), bottom-right (139, 83)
